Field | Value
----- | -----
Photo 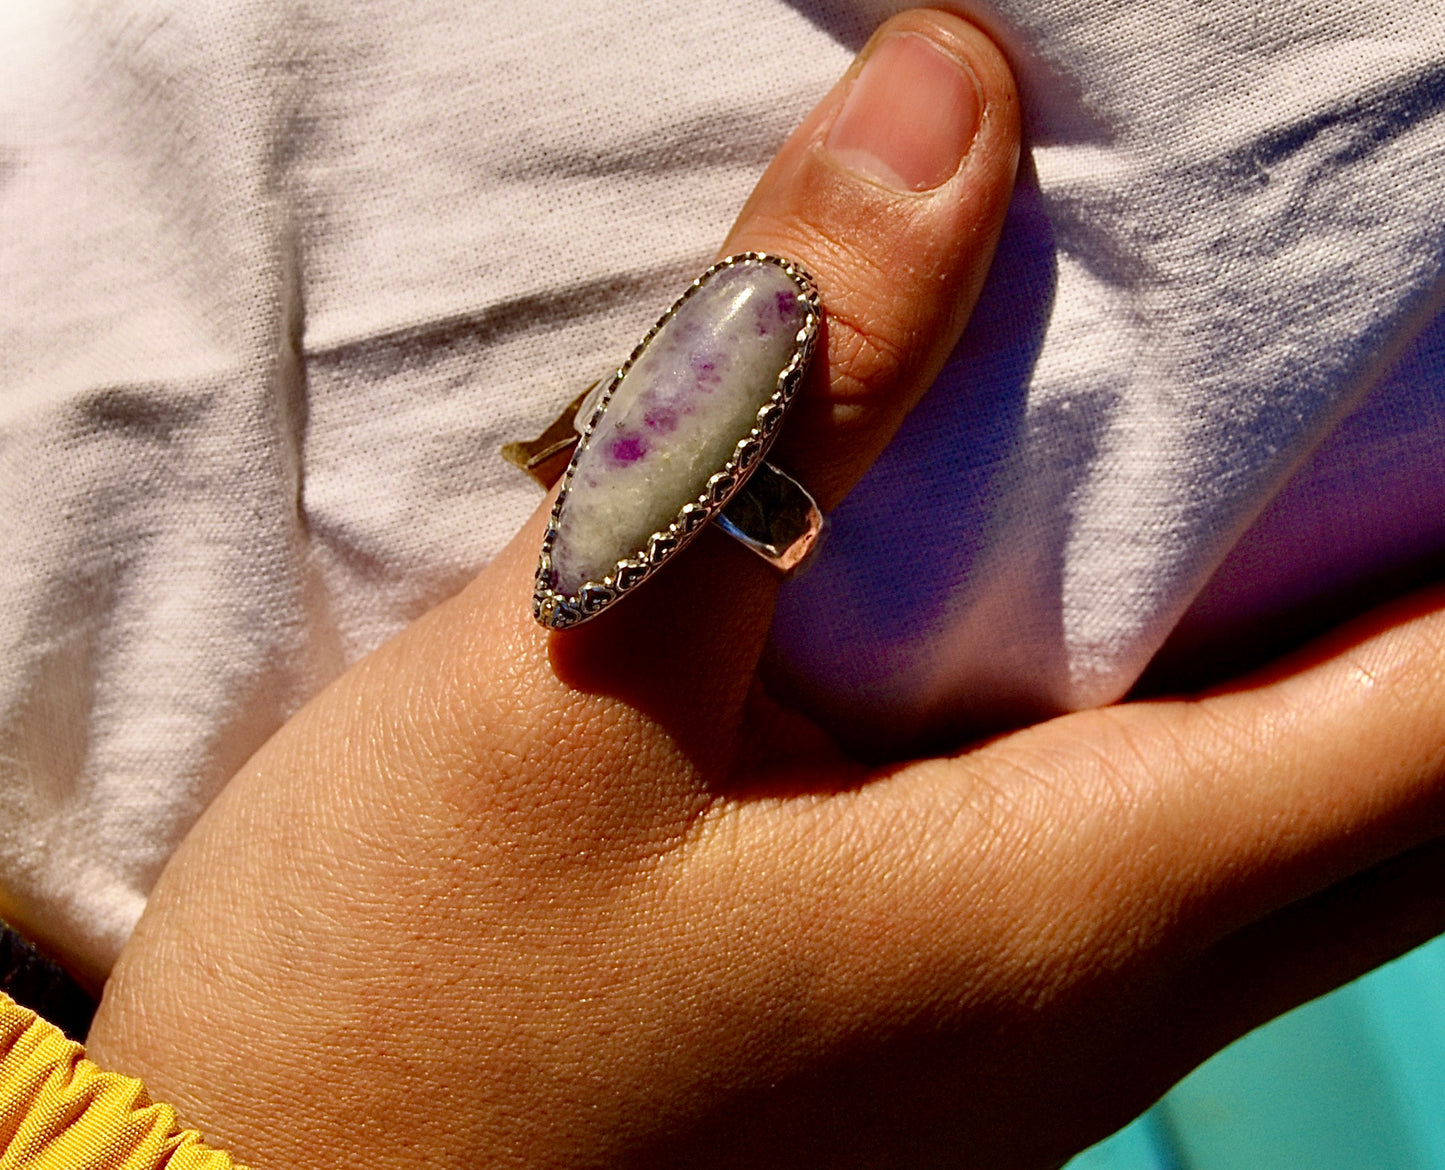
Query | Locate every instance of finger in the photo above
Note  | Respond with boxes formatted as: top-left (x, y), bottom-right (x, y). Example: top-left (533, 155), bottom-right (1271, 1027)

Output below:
top-left (676, 584), bottom-right (1445, 1026)
top-left (1158, 834), bottom-right (1445, 1082)
top-left (527, 10), bottom-right (1020, 750)
top-left (805, 582), bottom-right (1445, 1020)
top-left (1087, 583), bottom-right (1445, 951)
top-left (722, 8), bottom-right (1020, 511)
top-left (208, 15), bottom-right (1019, 851)
top-left (625, 590), bottom-right (1445, 1162)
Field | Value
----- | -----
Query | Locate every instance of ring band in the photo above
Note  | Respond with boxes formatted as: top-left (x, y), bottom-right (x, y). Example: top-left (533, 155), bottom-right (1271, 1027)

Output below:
top-left (503, 254), bottom-right (822, 629)
top-left (713, 461), bottom-right (823, 573)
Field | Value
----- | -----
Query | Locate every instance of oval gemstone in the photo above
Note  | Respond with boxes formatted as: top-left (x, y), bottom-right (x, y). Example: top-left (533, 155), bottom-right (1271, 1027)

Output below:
top-left (546, 256), bottom-right (813, 601)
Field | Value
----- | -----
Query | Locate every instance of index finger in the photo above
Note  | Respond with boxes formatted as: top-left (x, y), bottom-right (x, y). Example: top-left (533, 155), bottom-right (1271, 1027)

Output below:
top-left (724, 8), bottom-right (1020, 510)
top-left (519, 11), bottom-right (1021, 753)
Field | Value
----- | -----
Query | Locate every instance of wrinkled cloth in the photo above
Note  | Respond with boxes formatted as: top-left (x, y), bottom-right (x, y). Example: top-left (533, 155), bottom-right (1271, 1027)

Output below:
top-left (2, 0), bottom-right (1443, 978)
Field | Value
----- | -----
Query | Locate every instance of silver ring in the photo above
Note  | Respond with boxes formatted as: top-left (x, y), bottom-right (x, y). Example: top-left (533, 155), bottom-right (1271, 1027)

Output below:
top-left (501, 253), bottom-right (823, 629)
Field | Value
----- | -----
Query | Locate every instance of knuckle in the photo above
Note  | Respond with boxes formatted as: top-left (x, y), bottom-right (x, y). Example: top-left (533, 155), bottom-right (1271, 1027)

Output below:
top-left (752, 216), bottom-right (919, 409)
top-left (823, 301), bottom-right (910, 410)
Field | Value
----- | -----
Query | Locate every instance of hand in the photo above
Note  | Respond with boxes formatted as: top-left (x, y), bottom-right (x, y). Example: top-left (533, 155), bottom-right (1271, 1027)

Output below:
top-left (87, 10), bottom-right (1445, 1168)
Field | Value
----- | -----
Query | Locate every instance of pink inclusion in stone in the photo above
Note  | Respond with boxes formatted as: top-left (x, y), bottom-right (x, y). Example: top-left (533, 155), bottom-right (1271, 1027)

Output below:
top-left (691, 353), bottom-right (723, 386)
top-left (769, 290), bottom-right (796, 330)
top-left (608, 434), bottom-right (648, 464)
top-left (550, 258), bottom-right (809, 596)
top-left (644, 405), bottom-right (679, 433)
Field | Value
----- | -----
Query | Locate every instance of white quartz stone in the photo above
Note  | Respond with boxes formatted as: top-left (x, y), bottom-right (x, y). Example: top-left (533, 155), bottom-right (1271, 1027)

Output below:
top-left (549, 258), bottom-right (809, 597)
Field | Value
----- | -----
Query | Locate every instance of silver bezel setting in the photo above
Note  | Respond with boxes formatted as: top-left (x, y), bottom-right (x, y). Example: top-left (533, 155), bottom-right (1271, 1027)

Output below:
top-left (534, 252), bottom-right (820, 629)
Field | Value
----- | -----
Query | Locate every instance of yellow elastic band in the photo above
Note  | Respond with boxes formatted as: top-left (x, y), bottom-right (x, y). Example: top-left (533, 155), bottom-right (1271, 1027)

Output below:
top-left (0, 993), bottom-right (244, 1169)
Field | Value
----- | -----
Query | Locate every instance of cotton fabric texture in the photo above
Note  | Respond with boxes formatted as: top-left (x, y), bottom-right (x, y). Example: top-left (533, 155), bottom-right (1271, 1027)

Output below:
top-left (2, 0), bottom-right (1443, 979)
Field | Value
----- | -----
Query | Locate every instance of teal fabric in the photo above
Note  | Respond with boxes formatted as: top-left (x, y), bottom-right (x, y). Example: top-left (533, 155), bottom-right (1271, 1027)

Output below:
top-left (1068, 1111), bottom-right (1180, 1170)
top-left (1069, 934), bottom-right (1445, 1169)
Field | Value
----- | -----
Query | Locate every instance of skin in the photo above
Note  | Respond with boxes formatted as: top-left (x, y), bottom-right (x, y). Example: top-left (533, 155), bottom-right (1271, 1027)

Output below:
top-left (87, 10), bottom-right (1445, 1169)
